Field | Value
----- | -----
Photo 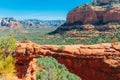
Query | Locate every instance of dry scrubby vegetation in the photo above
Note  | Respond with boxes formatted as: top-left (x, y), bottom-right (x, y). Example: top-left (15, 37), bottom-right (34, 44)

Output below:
top-left (0, 35), bottom-right (16, 79)
top-left (0, 23), bottom-right (119, 79)
top-left (0, 25), bottom-right (120, 45)
top-left (0, 22), bottom-right (119, 79)
top-left (0, 34), bottom-right (81, 79)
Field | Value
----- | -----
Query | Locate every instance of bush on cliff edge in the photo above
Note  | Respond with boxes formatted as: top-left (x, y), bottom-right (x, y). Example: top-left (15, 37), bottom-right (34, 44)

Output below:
top-left (0, 35), bottom-right (16, 78)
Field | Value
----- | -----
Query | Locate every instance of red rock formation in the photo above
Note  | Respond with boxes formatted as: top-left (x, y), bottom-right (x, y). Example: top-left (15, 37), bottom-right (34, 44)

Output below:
top-left (15, 42), bottom-right (120, 80)
top-left (66, 7), bottom-right (120, 24)
top-left (96, 25), bottom-right (120, 31)
top-left (66, 8), bottom-right (99, 24)
top-left (103, 8), bottom-right (120, 23)
top-left (82, 24), bottom-right (95, 30)
top-left (51, 6), bottom-right (120, 34)
top-left (9, 22), bottom-right (22, 28)
top-left (25, 59), bottom-right (37, 80)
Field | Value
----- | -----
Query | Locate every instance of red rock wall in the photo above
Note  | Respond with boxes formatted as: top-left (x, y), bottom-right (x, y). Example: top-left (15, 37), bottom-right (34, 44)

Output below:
top-left (55, 57), bottom-right (120, 80)
top-left (66, 7), bottom-right (120, 24)
top-left (103, 8), bottom-right (120, 23)
top-left (15, 42), bottom-right (120, 80)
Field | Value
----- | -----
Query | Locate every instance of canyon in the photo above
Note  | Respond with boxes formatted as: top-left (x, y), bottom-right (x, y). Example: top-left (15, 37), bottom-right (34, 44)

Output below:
top-left (15, 41), bottom-right (120, 80)
top-left (1, 0), bottom-right (120, 80)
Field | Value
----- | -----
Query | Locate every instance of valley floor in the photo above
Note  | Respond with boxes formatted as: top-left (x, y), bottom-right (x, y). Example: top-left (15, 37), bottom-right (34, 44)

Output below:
top-left (0, 27), bottom-right (120, 45)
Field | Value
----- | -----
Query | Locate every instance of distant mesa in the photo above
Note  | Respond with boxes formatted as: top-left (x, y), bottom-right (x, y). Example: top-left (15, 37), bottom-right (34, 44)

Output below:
top-left (51, 0), bottom-right (120, 34)
top-left (0, 17), bottom-right (22, 28)
top-left (20, 19), bottom-right (65, 28)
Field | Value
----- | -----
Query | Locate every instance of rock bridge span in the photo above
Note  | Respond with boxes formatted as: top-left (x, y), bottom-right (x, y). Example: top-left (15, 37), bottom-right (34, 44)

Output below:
top-left (15, 42), bottom-right (120, 80)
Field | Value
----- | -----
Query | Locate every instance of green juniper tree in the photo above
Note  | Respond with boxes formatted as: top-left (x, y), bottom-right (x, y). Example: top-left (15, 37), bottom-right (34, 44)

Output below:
top-left (36, 57), bottom-right (81, 80)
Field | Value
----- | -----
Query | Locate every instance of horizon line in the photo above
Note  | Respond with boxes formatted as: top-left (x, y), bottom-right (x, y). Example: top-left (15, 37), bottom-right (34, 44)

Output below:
top-left (0, 16), bottom-right (66, 21)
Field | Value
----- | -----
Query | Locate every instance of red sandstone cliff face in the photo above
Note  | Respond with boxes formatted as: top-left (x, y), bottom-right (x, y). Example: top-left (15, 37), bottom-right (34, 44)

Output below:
top-left (66, 8), bottom-right (100, 24)
top-left (66, 7), bottom-right (120, 24)
top-left (51, 6), bottom-right (120, 34)
top-left (15, 42), bottom-right (120, 80)
top-left (103, 8), bottom-right (120, 23)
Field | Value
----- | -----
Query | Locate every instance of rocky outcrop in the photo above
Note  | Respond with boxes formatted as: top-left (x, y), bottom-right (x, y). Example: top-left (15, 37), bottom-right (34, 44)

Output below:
top-left (96, 24), bottom-right (120, 31)
top-left (66, 7), bottom-right (100, 24)
top-left (0, 17), bottom-right (22, 28)
top-left (103, 8), bottom-right (120, 23)
top-left (25, 59), bottom-right (37, 80)
top-left (94, 0), bottom-right (120, 6)
top-left (51, 1), bottom-right (120, 33)
top-left (15, 42), bottom-right (120, 80)
top-left (66, 7), bottom-right (120, 24)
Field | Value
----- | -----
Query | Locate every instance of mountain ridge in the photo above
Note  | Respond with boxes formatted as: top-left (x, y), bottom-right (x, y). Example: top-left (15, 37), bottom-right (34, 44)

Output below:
top-left (0, 17), bottom-right (65, 28)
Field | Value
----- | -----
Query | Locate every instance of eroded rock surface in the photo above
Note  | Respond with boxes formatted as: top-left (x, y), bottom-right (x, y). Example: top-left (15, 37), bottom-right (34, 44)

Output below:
top-left (15, 42), bottom-right (120, 80)
top-left (51, 1), bottom-right (120, 34)
top-left (66, 7), bottom-right (120, 24)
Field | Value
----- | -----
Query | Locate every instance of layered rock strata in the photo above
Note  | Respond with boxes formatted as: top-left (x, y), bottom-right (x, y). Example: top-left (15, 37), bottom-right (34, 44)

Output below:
top-left (51, 1), bottom-right (120, 33)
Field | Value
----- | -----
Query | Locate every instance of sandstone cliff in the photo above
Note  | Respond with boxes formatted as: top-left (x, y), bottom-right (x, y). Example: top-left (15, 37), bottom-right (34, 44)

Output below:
top-left (15, 42), bottom-right (120, 80)
top-left (66, 7), bottom-right (120, 24)
top-left (52, 0), bottom-right (120, 33)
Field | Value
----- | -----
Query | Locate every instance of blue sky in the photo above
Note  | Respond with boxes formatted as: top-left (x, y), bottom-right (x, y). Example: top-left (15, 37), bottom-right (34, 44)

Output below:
top-left (0, 0), bottom-right (92, 20)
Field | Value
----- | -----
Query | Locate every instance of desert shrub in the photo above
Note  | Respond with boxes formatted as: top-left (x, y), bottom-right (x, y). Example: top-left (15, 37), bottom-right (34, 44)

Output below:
top-left (57, 46), bottom-right (65, 52)
top-left (111, 37), bottom-right (119, 43)
top-left (107, 22), bottom-right (120, 25)
top-left (0, 55), bottom-right (16, 77)
top-left (0, 35), bottom-right (16, 78)
top-left (79, 4), bottom-right (92, 10)
top-left (0, 35), bottom-right (16, 54)
top-left (36, 57), bottom-right (81, 80)
top-left (97, 38), bottom-right (104, 44)
top-left (23, 35), bottom-right (29, 43)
